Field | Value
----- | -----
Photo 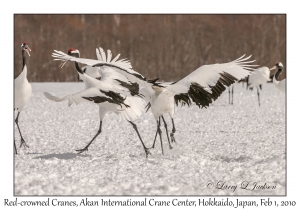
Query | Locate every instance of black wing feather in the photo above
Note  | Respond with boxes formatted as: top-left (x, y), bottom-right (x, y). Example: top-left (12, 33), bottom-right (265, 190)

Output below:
top-left (174, 72), bottom-right (239, 108)
top-left (83, 90), bottom-right (130, 108)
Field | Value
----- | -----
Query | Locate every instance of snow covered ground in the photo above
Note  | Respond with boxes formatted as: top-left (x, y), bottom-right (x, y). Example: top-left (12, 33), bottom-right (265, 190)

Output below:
top-left (14, 82), bottom-right (285, 195)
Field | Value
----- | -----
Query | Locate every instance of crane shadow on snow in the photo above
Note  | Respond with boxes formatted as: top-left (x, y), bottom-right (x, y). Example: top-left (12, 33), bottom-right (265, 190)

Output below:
top-left (210, 104), bottom-right (231, 107)
top-left (214, 155), bottom-right (252, 163)
top-left (34, 152), bottom-right (90, 160)
top-left (26, 152), bottom-right (43, 155)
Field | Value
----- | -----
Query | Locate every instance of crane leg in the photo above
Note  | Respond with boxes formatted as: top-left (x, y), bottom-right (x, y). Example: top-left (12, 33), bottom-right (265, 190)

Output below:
top-left (161, 116), bottom-right (173, 149)
top-left (257, 87), bottom-right (261, 106)
top-left (15, 112), bottom-right (29, 149)
top-left (228, 86), bottom-right (231, 104)
top-left (231, 85), bottom-right (234, 105)
top-left (128, 121), bottom-right (151, 158)
top-left (149, 117), bottom-right (160, 149)
top-left (246, 76), bottom-right (250, 90)
top-left (156, 118), bottom-right (164, 155)
top-left (76, 121), bottom-right (102, 154)
top-left (14, 140), bottom-right (17, 155)
top-left (170, 118), bottom-right (176, 143)
top-left (150, 129), bottom-right (158, 149)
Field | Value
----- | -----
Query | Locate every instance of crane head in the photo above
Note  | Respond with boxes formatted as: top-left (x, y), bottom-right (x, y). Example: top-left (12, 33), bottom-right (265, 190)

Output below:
top-left (21, 42), bottom-right (31, 57)
top-left (269, 62), bottom-right (284, 72)
top-left (68, 48), bottom-right (80, 57)
top-left (276, 62), bottom-right (284, 70)
top-left (59, 48), bottom-right (80, 68)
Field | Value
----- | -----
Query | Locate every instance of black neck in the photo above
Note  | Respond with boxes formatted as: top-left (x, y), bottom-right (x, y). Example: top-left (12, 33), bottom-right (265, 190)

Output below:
top-left (22, 49), bottom-right (26, 70)
top-left (274, 69), bottom-right (282, 81)
top-left (75, 62), bottom-right (84, 74)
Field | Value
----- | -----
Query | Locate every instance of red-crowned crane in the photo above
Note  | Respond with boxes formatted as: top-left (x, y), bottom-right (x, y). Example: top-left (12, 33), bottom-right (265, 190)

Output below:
top-left (14, 42), bottom-right (32, 154)
top-left (141, 55), bottom-right (257, 151)
top-left (45, 48), bottom-right (150, 157)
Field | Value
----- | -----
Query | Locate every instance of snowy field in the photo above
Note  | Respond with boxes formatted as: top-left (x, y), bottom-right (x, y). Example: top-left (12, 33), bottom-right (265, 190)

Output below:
top-left (14, 82), bottom-right (285, 196)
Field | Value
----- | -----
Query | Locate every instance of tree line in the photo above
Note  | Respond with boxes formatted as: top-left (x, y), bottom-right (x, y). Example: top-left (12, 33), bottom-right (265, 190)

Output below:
top-left (14, 14), bottom-right (286, 82)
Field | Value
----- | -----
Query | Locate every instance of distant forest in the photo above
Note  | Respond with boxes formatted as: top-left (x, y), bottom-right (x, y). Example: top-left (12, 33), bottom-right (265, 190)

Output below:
top-left (14, 14), bottom-right (286, 82)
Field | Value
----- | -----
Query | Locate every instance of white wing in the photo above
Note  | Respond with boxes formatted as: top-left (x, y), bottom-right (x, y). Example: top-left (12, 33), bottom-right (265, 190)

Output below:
top-left (168, 55), bottom-right (258, 107)
top-left (53, 50), bottom-right (137, 75)
top-left (91, 47), bottom-right (139, 95)
top-left (95, 48), bottom-right (102, 61)
top-left (44, 87), bottom-right (115, 107)
top-left (53, 48), bottom-right (154, 95)
top-left (99, 47), bottom-right (107, 63)
top-left (96, 48), bottom-right (132, 69)
top-left (81, 65), bottom-right (101, 79)
top-left (139, 88), bottom-right (151, 105)
top-left (248, 66), bottom-right (271, 88)
top-left (117, 96), bottom-right (146, 121)
top-left (106, 49), bottom-right (112, 63)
